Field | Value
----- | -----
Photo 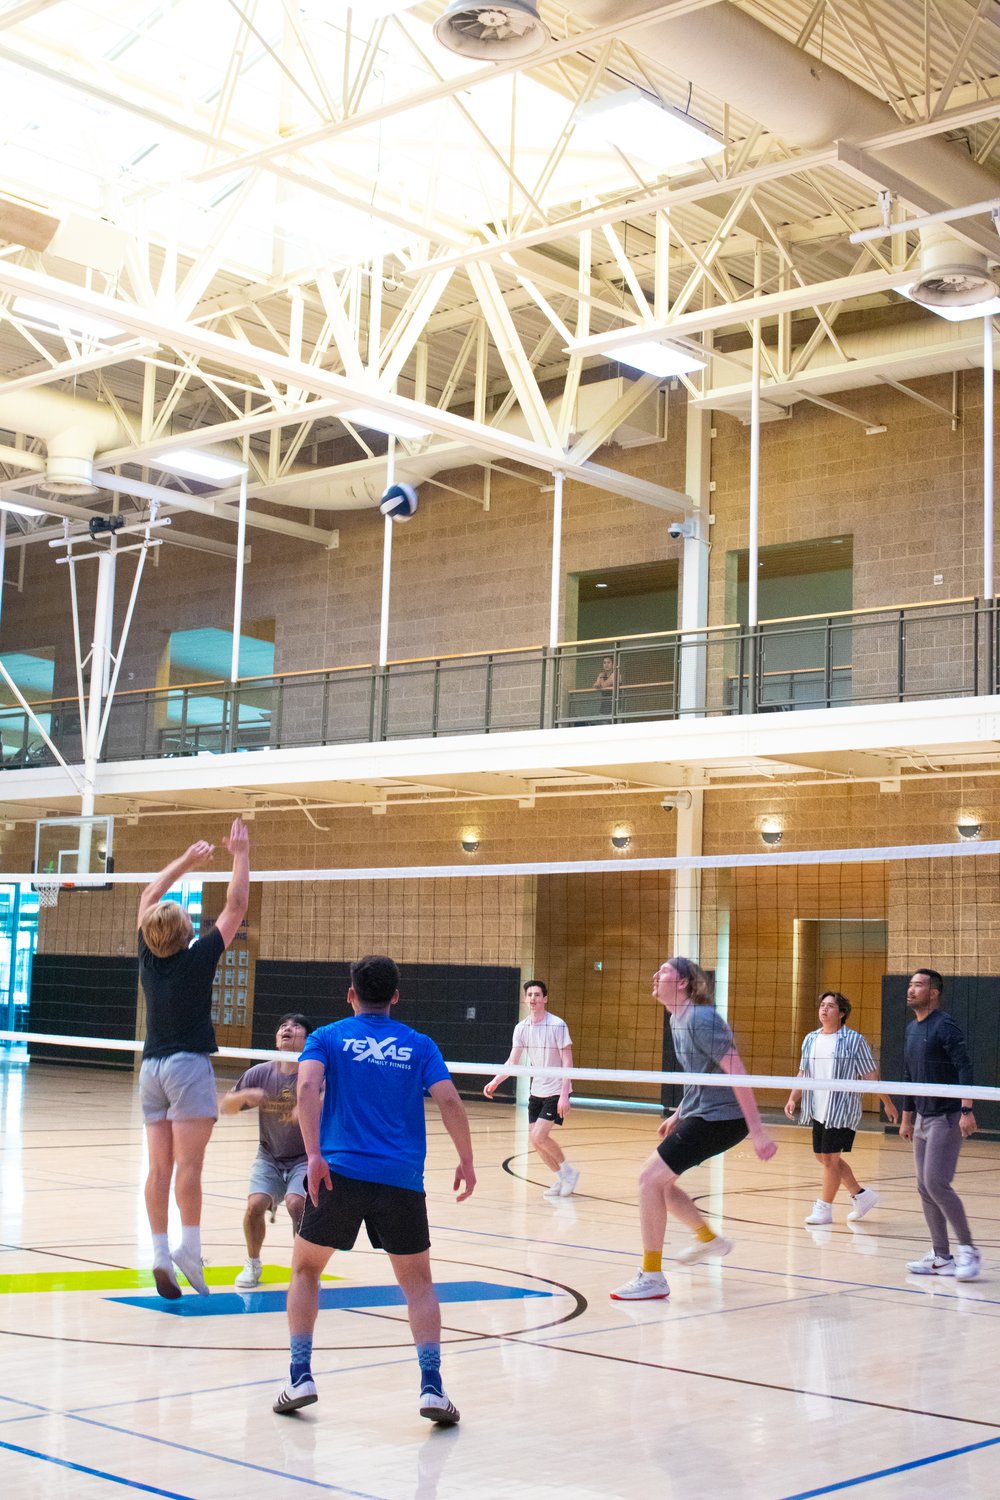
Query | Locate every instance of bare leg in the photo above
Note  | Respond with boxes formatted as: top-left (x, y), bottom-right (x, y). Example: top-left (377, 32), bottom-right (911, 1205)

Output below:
top-left (817, 1153), bottom-right (841, 1204)
top-left (838, 1157), bottom-right (862, 1196)
top-left (530, 1120), bottom-right (565, 1173)
top-left (243, 1193), bottom-right (271, 1258)
top-left (638, 1151), bottom-right (673, 1251)
top-left (286, 1234), bottom-right (333, 1342)
top-left (144, 1121), bottom-right (174, 1235)
top-left (388, 1249), bottom-right (441, 1346)
top-left (285, 1193), bottom-right (305, 1236)
top-left (171, 1117), bottom-right (215, 1228)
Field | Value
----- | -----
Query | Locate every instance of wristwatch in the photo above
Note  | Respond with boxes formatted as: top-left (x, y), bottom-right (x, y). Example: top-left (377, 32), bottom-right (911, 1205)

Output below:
top-left (960, 1106), bottom-right (974, 1116)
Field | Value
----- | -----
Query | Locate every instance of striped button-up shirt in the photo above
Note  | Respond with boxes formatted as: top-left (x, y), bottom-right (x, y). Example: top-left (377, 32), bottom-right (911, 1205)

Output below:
top-left (797, 1026), bottom-right (877, 1130)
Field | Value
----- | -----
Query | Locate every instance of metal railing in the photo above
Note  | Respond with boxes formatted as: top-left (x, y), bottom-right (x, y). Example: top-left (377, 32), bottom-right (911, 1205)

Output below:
top-left (2, 596), bottom-right (997, 770)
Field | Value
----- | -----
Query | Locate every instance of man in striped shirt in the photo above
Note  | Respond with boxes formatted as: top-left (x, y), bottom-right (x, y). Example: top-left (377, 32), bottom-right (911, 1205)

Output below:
top-left (484, 979), bottom-right (580, 1198)
top-left (785, 992), bottom-right (898, 1226)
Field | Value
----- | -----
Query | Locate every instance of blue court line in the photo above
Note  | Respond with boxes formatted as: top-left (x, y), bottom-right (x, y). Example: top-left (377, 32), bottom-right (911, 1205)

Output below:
top-left (63, 1415), bottom-right (393, 1499)
top-left (0, 1436), bottom-right (196, 1498)
top-left (779, 1434), bottom-right (1000, 1498)
top-left (108, 1278), bottom-right (552, 1317)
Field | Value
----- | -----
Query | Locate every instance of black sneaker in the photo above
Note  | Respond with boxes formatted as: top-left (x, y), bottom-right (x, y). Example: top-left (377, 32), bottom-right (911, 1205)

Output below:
top-left (273, 1376), bottom-right (318, 1414)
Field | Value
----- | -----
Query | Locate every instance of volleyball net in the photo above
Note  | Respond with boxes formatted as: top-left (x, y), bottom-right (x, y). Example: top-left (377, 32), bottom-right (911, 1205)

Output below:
top-left (2, 837), bottom-right (999, 1121)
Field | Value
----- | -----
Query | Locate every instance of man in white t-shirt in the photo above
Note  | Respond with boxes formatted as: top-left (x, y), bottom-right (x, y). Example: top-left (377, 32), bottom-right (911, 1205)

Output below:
top-left (484, 979), bottom-right (579, 1198)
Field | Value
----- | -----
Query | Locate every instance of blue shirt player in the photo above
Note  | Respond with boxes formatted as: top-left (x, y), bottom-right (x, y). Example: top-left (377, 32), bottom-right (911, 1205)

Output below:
top-left (274, 954), bottom-right (476, 1425)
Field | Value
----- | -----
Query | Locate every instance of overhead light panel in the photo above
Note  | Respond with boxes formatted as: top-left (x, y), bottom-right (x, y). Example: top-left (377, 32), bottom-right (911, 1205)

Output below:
top-left (341, 408), bottom-right (432, 440)
top-left (156, 448), bottom-right (248, 484)
top-left (0, 499), bottom-right (45, 518)
top-left (602, 340), bottom-right (706, 378)
top-left (11, 295), bottom-right (125, 341)
top-left (325, 0), bottom-right (418, 16)
top-left (575, 88), bottom-right (722, 170)
top-left (899, 285), bottom-right (1000, 322)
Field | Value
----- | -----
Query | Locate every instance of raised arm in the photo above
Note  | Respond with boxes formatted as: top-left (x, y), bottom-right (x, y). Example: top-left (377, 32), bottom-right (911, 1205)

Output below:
top-left (429, 1079), bottom-right (476, 1200)
top-left (719, 1048), bottom-right (777, 1161)
top-left (214, 818), bottom-right (251, 948)
top-left (137, 841), bottom-right (214, 928)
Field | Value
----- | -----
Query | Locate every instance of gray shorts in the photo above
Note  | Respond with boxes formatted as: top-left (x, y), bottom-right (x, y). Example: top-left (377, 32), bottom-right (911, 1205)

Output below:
top-left (248, 1154), bottom-right (307, 1208)
top-left (139, 1053), bottom-right (219, 1123)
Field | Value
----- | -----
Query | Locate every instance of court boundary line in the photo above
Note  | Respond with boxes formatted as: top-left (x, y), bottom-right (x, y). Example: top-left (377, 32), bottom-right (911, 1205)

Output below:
top-left (778, 1433), bottom-right (1000, 1498)
top-left (0, 1434), bottom-right (197, 1499)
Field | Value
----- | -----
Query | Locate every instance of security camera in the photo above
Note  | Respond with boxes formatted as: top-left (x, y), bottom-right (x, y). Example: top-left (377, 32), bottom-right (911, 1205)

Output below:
top-left (667, 521), bottom-right (684, 540)
top-left (660, 791), bottom-right (692, 811)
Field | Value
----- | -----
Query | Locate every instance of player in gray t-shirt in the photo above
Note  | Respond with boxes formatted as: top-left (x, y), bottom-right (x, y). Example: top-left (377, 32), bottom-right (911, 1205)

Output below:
top-left (221, 1013), bottom-right (313, 1289)
top-left (611, 956), bottom-right (777, 1302)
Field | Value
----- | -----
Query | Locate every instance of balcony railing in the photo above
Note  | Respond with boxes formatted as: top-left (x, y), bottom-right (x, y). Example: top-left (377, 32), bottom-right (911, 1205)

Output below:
top-left (2, 595), bottom-right (997, 770)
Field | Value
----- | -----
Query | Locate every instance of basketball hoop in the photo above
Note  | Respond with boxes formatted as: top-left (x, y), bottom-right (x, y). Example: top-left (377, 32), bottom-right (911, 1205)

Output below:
top-left (34, 879), bottom-right (59, 909)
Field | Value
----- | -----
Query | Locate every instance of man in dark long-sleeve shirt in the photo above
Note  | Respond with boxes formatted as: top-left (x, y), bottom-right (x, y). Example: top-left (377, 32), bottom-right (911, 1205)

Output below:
top-left (899, 968), bottom-right (979, 1281)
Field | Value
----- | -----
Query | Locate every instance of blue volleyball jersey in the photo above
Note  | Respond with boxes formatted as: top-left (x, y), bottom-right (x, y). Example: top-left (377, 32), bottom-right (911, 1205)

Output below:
top-left (299, 1012), bottom-right (451, 1191)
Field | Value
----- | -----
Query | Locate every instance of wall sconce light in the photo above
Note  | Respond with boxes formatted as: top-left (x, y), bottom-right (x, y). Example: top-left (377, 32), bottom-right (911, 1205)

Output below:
top-left (460, 829), bottom-right (480, 854)
top-left (760, 817), bottom-right (783, 848)
top-left (611, 824), bottom-right (632, 851)
top-left (956, 813), bottom-right (981, 842)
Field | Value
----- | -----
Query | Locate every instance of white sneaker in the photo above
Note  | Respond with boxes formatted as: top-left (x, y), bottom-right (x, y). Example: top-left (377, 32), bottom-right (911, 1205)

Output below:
top-left (906, 1251), bottom-right (956, 1276)
top-left (273, 1376), bottom-right (317, 1414)
top-left (543, 1179), bottom-right (563, 1198)
top-left (171, 1246), bottom-right (210, 1296)
top-left (675, 1234), bottom-right (734, 1266)
top-left (420, 1391), bottom-right (460, 1425)
top-left (235, 1258), bottom-right (262, 1289)
top-left (610, 1269), bottom-right (670, 1301)
top-left (954, 1244), bottom-right (982, 1282)
top-left (847, 1188), bottom-right (879, 1222)
top-left (152, 1263), bottom-right (181, 1301)
top-left (559, 1166), bottom-right (580, 1197)
top-left (804, 1200), bottom-right (833, 1226)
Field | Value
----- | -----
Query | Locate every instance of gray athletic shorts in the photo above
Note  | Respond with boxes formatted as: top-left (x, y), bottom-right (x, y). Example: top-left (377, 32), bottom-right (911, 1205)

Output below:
top-left (139, 1052), bottom-right (219, 1123)
top-left (248, 1153), bottom-right (307, 1208)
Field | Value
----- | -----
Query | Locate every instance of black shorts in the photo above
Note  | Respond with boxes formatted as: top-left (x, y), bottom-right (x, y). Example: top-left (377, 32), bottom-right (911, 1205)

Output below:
top-left (528, 1094), bottom-right (564, 1126)
top-left (657, 1115), bottom-right (748, 1175)
top-left (298, 1170), bottom-right (430, 1257)
top-left (811, 1121), bottom-right (856, 1154)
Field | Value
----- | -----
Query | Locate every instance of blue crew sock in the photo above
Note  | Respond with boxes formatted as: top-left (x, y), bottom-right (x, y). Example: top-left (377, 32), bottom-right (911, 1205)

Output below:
top-left (290, 1333), bottom-right (313, 1386)
top-left (416, 1342), bottom-right (443, 1397)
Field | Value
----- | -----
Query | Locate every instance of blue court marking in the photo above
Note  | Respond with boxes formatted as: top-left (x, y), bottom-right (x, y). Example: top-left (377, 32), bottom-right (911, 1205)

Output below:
top-left (107, 1279), bottom-right (553, 1317)
top-left (0, 1435), bottom-right (195, 1498)
top-left (779, 1434), bottom-right (1000, 1498)
top-left (64, 1414), bottom-right (394, 1498)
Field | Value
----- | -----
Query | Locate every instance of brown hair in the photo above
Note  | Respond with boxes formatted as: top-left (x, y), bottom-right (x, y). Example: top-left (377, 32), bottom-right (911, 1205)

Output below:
top-left (667, 956), bottom-right (714, 1005)
top-left (141, 901), bottom-right (193, 958)
top-left (819, 990), bottom-right (852, 1025)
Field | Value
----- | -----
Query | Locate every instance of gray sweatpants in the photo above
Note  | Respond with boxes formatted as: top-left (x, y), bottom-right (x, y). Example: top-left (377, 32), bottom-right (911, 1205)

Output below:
top-left (914, 1112), bottom-right (973, 1257)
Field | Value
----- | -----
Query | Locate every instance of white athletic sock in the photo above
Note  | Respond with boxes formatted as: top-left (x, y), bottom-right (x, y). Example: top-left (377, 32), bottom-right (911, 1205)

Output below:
top-left (152, 1232), bottom-right (171, 1267)
top-left (179, 1225), bottom-right (202, 1258)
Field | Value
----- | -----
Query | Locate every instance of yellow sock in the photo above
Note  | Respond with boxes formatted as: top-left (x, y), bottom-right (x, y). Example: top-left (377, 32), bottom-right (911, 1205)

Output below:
top-left (641, 1251), bottom-right (662, 1273)
top-left (696, 1225), bottom-right (717, 1244)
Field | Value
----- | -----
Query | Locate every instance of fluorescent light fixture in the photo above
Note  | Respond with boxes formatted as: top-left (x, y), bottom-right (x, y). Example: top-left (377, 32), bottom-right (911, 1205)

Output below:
top-left (11, 295), bottom-right (125, 341)
top-left (575, 87), bottom-right (722, 170)
top-left (323, 0), bottom-right (417, 17)
top-left (0, 499), bottom-right (44, 517)
top-left (156, 448), bottom-right (248, 483)
top-left (341, 408), bottom-right (432, 440)
top-left (898, 286), bottom-right (1000, 322)
top-left (603, 340), bottom-right (706, 378)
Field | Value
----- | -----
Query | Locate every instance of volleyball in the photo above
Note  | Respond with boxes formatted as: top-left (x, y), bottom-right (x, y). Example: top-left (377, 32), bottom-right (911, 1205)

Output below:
top-left (379, 482), bottom-right (419, 521)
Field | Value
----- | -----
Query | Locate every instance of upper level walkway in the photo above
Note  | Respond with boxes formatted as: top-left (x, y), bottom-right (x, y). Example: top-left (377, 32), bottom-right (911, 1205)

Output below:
top-left (3, 595), bottom-right (998, 776)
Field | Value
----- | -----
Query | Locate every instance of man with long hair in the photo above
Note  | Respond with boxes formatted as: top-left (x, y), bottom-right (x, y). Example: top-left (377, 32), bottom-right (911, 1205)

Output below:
top-left (611, 955), bottom-right (777, 1301)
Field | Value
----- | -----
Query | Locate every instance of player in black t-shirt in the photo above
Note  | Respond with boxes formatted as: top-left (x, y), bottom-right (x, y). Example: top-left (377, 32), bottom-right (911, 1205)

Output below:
top-left (137, 818), bottom-right (250, 1298)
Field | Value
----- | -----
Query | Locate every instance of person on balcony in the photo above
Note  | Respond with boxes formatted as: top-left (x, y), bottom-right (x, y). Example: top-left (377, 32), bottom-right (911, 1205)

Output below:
top-left (593, 653), bottom-right (618, 713)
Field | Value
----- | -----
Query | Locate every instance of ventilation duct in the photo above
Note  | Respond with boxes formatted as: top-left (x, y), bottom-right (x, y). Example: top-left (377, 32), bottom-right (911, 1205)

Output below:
top-left (907, 226), bottom-right (1000, 309)
top-left (432, 1), bottom-right (547, 59)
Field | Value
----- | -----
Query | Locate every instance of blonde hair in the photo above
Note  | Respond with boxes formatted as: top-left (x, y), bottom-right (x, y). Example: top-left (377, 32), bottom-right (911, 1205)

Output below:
top-left (141, 901), bottom-right (193, 957)
top-left (667, 956), bottom-right (714, 1005)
